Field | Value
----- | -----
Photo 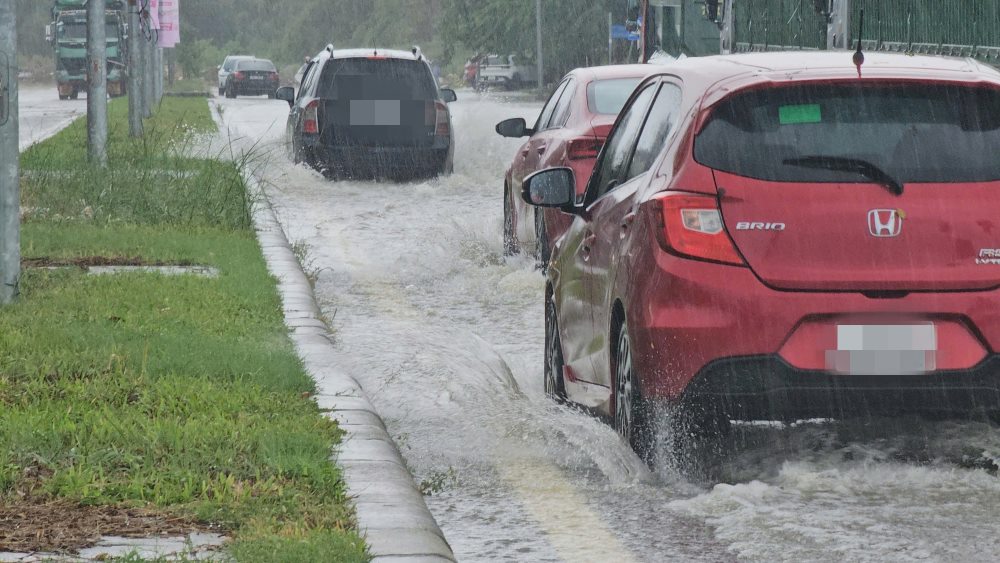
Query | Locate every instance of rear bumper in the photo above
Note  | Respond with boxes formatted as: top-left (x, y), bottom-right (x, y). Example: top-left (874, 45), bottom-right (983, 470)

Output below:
top-left (624, 237), bottom-right (1000, 411)
top-left (232, 81), bottom-right (279, 95)
top-left (686, 355), bottom-right (1000, 420)
top-left (310, 140), bottom-right (452, 175)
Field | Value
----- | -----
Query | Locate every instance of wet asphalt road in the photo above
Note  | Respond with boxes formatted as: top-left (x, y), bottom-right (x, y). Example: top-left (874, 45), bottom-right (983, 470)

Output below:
top-left (17, 85), bottom-right (87, 151)
top-left (23, 88), bottom-right (997, 562)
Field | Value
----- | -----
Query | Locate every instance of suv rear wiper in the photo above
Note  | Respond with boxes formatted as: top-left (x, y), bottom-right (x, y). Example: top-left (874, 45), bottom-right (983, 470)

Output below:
top-left (783, 156), bottom-right (903, 196)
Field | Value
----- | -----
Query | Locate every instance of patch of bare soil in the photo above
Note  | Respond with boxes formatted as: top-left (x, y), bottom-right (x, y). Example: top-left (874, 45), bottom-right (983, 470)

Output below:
top-left (21, 256), bottom-right (193, 269)
top-left (0, 500), bottom-right (216, 554)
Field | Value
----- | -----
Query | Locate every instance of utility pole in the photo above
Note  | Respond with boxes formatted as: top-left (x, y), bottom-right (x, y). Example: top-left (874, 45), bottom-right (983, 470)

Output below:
top-left (0, 1), bottom-right (19, 304)
top-left (141, 31), bottom-right (152, 117)
top-left (87, 0), bottom-right (108, 165)
top-left (127, 0), bottom-right (143, 136)
top-left (535, 0), bottom-right (543, 90)
top-left (154, 46), bottom-right (163, 103)
top-left (828, 0), bottom-right (851, 50)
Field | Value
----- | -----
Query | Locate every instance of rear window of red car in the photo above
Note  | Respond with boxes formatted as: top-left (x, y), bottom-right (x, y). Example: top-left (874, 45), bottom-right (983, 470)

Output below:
top-left (587, 78), bottom-right (643, 115)
top-left (695, 82), bottom-right (1000, 184)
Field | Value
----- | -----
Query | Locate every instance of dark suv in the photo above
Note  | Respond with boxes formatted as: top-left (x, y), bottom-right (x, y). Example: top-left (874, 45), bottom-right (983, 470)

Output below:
top-left (276, 46), bottom-right (457, 180)
top-left (224, 59), bottom-right (279, 99)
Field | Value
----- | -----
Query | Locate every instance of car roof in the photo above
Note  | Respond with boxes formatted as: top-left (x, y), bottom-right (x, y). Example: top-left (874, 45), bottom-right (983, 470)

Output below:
top-left (329, 48), bottom-right (424, 62)
top-left (567, 64), bottom-right (661, 83)
top-left (646, 51), bottom-right (1000, 102)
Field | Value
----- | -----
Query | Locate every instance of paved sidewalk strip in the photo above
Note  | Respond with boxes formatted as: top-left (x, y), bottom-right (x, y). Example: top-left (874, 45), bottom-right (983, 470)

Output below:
top-left (248, 174), bottom-right (457, 562)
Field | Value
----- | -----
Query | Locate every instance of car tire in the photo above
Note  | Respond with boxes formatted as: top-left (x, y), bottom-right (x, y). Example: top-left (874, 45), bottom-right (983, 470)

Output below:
top-left (268, 92), bottom-right (276, 99)
top-left (665, 399), bottom-right (731, 482)
top-left (534, 209), bottom-right (551, 269)
top-left (225, 84), bottom-right (236, 99)
top-left (69, 90), bottom-right (79, 100)
top-left (218, 86), bottom-right (225, 96)
top-left (503, 185), bottom-right (520, 256)
top-left (544, 296), bottom-right (568, 402)
top-left (613, 318), bottom-right (655, 463)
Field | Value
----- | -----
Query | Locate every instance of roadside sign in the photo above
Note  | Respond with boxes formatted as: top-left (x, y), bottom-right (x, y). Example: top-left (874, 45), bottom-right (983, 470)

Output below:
top-left (157, 0), bottom-right (179, 47)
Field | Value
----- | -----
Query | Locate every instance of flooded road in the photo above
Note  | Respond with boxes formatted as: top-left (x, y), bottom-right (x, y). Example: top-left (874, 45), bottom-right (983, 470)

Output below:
top-left (17, 86), bottom-right (87, 151)
top-left (213, 92), bottom-right (1000, 563)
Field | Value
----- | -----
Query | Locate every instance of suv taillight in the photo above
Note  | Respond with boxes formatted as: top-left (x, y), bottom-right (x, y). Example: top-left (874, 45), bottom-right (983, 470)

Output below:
top-left (434, 101), bottom-right (450, 136)
top-left (233, 71), bottom-right (244, 80)
top-left (649, 192), bottom-right (744, 266)
top-left (567, 137), bottom-right (603, 160)
top-left (303, 100), bottom-right (319, 134)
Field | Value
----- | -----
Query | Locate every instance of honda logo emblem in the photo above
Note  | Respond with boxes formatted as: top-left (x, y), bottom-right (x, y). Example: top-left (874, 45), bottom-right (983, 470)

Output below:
top-left (868, 209), bottom-right (904, 237)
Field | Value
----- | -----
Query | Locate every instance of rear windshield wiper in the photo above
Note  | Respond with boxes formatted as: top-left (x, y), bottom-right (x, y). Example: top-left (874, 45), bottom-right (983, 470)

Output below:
top-left (783, 156), bottom-right (903, 195)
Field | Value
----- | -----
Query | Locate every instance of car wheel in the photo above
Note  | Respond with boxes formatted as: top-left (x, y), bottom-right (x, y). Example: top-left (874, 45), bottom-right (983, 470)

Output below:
top-left (544, 297), bottom-right (567, 402)
top-left (503, 186), bottom-right (521, 256)
top-left (534, 210), bottom-right (551, 269)
top-left (69, 90), bottom-right (79, 100)
top-left (218, 86), bottom-right (224, 96)
top-left (225, 84), bottom-right (236, 99)
top-left (614, 318), bottom-right (654, 463)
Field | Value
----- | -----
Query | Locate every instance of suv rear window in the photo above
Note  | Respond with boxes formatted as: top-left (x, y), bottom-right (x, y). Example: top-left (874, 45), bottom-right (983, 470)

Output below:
top-left (695, 83), bottom-right (1000, 184)
top-left (317, 58), bottom-right (437, 100)
top-left (587, 78), bottom-right (643, 115)
top-left (238, 60), bottom-right (275, 72)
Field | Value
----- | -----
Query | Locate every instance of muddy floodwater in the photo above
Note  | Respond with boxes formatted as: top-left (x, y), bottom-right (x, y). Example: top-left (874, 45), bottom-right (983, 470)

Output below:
top-left (213, 92), bottom-right (1000, 563)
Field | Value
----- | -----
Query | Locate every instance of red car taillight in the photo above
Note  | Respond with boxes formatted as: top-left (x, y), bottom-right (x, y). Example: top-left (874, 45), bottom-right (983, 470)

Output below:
top-left (233, 71), bottom-right (244, 80)
top-left (567, 137), bottom-right (603, 160)
top-left (649, 192), bottom-right (744, 266)
top-left (303, 100), bottom-right (319, 134)
top-left (269, 72), bottom-right (279, 80)
top-left (434, 101), bottom-right (450, 136)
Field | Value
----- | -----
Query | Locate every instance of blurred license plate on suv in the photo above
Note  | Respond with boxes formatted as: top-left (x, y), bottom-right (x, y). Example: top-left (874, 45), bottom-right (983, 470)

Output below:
top-left (826, 324), bottom-right (937, 375)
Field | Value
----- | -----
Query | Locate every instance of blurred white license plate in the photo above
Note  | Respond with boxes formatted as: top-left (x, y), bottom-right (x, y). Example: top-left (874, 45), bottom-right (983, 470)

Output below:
top-left (350, 100), bottom-right (401, 126)
top-left (826, 324), bottom-right (937, 375)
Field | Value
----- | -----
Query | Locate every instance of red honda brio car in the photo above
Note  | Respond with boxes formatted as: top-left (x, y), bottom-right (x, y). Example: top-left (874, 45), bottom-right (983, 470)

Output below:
top-left (496, 65), bottom-right (657, 263)
top-left (521, 51), bottom-right (1000, 461)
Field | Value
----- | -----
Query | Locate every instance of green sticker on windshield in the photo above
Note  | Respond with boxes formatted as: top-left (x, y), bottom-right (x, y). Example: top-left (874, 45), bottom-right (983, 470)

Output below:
top-left (779, 104), bottom-right (822, 125)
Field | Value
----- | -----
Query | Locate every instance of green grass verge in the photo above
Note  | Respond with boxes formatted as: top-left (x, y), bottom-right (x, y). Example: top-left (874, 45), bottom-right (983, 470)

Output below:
top-left (4, 97), bottom-right (368, 561)
top-left (166, 78), bottom-right (212, 95)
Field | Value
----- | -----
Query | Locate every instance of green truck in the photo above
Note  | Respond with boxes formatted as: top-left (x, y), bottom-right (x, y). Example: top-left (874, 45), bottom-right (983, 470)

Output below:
top-left (46, 0), bottom-right (127, 100)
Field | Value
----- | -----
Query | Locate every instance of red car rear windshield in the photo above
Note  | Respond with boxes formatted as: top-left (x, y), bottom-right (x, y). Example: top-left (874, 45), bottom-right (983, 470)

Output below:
top-left (695, 82), bottom-right (1000, 184)
top-left (587, 78), bottom-right (643, 115)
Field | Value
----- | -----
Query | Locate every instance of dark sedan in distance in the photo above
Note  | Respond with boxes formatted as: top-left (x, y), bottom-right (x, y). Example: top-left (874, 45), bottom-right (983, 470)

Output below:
top-left (224, 58), bottom-right (279, 99)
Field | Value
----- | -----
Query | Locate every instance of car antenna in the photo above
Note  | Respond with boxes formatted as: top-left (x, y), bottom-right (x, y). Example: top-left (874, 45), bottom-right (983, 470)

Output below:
top-left (373, 38), bottom-right (377, 57)
top-left (853, 8), bottom-right (865, 78)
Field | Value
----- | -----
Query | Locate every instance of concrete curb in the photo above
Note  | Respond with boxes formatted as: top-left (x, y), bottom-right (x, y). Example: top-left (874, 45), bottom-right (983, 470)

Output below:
top-left (247, 175), bottom-right (456, 562)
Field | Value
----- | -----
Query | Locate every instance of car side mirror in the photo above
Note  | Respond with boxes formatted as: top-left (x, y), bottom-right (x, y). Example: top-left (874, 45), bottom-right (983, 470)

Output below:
top-left (275, 86), bottom-right (295, 106)
top-left (440, 88), bottom-right (457, 103)
top-left (522, 168), bottom-right (576, 210)
top-left (495, 117), bottom-right (531, 138)
top-left (45, 24), bottom-right (54, 43)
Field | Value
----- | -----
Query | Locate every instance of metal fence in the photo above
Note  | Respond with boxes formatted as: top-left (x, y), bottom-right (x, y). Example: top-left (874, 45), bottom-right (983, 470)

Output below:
top-left (731, 0), bottom-right (1000, 63)
top-left (732, 0), bottom-right (828, 52)
top-left (853, 0), bottom-right (1000, 63)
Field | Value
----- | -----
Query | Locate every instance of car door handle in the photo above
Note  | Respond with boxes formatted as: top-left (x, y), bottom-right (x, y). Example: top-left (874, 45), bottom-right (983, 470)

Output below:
top-left (581, 233), bottom-right (597, 255)
top-left (621, 212), bottom-right (637, 230)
